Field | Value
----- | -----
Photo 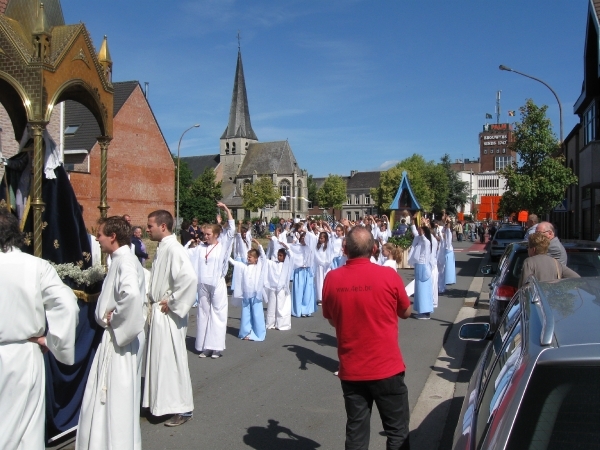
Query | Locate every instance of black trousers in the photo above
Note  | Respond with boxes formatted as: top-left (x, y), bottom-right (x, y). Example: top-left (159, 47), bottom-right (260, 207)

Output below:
top-left (341, 372), bottom-right (410, 450)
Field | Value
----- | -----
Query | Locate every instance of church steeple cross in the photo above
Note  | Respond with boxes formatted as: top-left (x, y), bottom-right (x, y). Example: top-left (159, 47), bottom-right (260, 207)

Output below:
top-left (237, 30), bottom-right (241, 51)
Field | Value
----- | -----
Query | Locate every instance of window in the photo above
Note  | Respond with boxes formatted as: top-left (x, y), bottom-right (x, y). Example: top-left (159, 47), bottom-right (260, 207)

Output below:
top-left (279, 180), bottom-right (290, 210)
top-left (502, 148), bottom-right (506, 154)
top-left (355, 212), bottom-right (360, 221)
top-left (232, 142), bottom-right (236, 155)
top-left (242, 179), bottom-right (251, 195)
top-left (347, 212), bottom-right (352, 220)
top-left (495, 156), bottom-right (514, 171)
top-left (63, 150), bottom-right (89, 173)
top-left (584, 101), bottom-right (596, 145)
top-left (347, 196), bottom-right (351, 205)
top-left (225, 142), bottom-right (230, 155)
top-left (355, 195), bottom-right (360, 205)
top-left (484, 149), bottom-right (488, 155)
top-left (64, 125), bottom-right (80, 136)
top-left (365, 194), bottom-right (370, 205)
top-left (296, 181), bottom-right (303, 210)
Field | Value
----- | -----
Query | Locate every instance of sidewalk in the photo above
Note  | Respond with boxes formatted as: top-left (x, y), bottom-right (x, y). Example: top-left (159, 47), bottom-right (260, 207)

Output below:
top-left (409, 239), bottom-right (491, 449)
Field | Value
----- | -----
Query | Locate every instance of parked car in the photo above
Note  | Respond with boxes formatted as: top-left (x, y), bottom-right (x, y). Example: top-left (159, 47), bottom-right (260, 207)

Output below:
top-left (482, 239), bottom-right (600, 332)
top-left (453, 276), bottom-right (600, 450)
top-left (488, 225), bottom-right (525, 261)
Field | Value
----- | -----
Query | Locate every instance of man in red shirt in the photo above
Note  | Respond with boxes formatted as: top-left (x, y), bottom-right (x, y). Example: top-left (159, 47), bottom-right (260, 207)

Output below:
top-left (323, 226), bottom-right (412, 450)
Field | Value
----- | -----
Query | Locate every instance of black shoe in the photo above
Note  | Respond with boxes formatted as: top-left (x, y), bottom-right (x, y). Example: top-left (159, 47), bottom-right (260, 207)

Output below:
top-left (164, 414), bottom-right (192, 427)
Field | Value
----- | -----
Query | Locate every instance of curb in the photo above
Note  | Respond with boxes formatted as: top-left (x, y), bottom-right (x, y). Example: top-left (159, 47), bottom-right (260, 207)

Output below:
top-left (409, 247), bottom-right (488, 449)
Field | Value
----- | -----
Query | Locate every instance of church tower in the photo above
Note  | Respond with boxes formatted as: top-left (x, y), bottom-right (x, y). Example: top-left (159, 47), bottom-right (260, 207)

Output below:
top-left (220, 49), bottom-right (258, 182)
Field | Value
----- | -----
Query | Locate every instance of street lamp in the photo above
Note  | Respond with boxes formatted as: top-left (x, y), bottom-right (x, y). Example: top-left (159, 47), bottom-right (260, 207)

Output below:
top-left (499, 65), bottom-right (563, 143)
top-left (176, 124), bottom-right (200, 234)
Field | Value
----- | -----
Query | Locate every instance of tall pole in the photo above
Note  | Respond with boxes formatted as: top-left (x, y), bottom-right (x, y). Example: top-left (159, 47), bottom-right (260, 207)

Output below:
top-left (499, 65), bottom-right (563, 143)
top-left (176, 124), bottom-right (200, 235)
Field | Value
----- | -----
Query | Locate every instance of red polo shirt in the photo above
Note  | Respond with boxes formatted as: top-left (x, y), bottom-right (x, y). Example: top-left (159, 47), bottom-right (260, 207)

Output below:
top-left (322, 258), bottom-right (410, 381)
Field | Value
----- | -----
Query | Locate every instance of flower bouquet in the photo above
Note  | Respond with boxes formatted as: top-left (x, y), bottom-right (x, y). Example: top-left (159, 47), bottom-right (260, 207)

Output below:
top-left (50, 262), bottom-right (106, 303)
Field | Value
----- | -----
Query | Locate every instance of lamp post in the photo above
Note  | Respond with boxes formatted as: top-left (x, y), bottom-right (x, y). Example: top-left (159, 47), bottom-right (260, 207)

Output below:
top-left (499, 65), bottom-right (563, 143)
top-left (176, 124), bottom-right (200, 234)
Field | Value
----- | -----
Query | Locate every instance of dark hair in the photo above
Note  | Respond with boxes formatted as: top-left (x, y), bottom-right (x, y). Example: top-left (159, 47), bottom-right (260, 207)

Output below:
top-left (98, 216), bottom-right (132, 247)
top-left (277, 248), bottom-right (287, 259)
top-left (317, 231), bottom-right (329, 251)
top-left (181, 219), bottom-right (191, 230)
top-left (248, 248), bottom-right (259, 259)
top-left (0, 208), bottom-right (24, 252)
top-left (421, 225), bottom-right (432, 250)
top-left (345, 227), bottom-right (374, 259)
top-left (148, 210), bottom-right (174, 232)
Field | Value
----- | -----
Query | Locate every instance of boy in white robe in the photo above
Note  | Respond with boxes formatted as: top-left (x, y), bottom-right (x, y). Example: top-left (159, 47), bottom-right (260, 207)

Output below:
top-left (76, 216), bottom-right (146, 449)
top-left (0, 208), bottom-right (79, 450)
top-left (143, 210), bottom-right (198, 427)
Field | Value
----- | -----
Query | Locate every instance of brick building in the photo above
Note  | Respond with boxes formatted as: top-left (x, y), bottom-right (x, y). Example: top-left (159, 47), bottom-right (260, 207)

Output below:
top-left (478, 122), bottom-right (516, 172)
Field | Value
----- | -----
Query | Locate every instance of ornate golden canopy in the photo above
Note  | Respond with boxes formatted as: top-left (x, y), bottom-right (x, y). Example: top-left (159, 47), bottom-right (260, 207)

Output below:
top-left (0, 0), bottom-right (113, 256)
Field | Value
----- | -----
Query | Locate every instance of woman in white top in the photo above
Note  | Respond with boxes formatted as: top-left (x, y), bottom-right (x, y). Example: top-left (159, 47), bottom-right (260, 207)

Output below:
top-left (326, 222), bottom-right (346, 269)
top-left (313, 231), bottom-right (333, 306)
top-left (443, 219), bottom-right (457, 285)
top-left (381, 242), bottom-right (403, 270)
top-left (187, 202), bottom-right (235, 358)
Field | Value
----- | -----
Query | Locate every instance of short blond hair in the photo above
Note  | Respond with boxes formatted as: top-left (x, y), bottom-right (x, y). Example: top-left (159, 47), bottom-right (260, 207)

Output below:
top-left (528, 233), bottom-right (549, 254)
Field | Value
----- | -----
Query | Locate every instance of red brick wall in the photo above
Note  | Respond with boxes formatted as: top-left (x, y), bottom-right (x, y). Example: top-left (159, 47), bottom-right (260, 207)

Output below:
top-left (70, 85), bottom-right (174, 230)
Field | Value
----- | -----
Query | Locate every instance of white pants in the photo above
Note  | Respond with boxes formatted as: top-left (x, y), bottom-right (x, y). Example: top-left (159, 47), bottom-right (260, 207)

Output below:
top-left (196, 279), bottom-right (228, 351)
top-left (431, 265), bottom-right (439, 308)
top-left (265, 288), bottom-right (291, 331)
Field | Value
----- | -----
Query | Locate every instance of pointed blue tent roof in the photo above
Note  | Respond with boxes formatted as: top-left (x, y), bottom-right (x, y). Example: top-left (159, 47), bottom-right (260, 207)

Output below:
top-left (389, 171), bottom-right (421, 210)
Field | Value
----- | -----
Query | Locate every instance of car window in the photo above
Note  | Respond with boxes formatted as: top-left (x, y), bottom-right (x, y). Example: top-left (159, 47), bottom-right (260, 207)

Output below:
top-left (496, 230), bottom-right (525, 240)
top-left (566, 251), bottom-right (600, 278)
top-left (508, 252), bottom-right (528, 285)
top-left (506, 365), bottom-right (600, 449)
top-left (475, 319), bottom-right (523, 448)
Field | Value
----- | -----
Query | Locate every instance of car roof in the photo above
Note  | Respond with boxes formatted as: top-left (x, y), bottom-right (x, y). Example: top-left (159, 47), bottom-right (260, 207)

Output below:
top-left (535, 277), bottom-right (600, 347)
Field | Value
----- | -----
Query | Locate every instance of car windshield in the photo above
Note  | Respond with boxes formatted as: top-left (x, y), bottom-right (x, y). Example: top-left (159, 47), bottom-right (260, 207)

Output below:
top-left (496, 230), bottom-right (525, 240)
top-left (507, 365), bottom-right (600, 449)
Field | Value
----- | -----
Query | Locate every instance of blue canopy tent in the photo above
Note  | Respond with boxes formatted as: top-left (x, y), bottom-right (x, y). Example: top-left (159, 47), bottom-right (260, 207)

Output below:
top-left (389, 171), bottom-right (421, 211)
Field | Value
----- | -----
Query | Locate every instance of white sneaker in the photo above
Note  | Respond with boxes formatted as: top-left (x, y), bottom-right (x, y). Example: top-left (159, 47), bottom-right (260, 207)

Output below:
top-left (199, 351), bottom-right (211, 358)
top-left (211, 351), bottom-right (222, 359)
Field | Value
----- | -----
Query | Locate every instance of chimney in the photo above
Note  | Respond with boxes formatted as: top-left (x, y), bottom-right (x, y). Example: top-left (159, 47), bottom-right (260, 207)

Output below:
top-left (350, 170), bottom-right (358, 177)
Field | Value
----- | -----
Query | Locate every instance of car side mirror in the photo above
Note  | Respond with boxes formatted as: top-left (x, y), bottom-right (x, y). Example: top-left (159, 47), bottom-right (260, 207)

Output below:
top-left (459, 323), bottom-right (490, 341)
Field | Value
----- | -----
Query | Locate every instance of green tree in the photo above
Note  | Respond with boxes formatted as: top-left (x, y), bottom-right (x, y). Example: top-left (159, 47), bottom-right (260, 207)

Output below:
top-left (440, 154), bottom-right (469, 214)
top-left (307, 174), bottom-right (319, 207)
top-left (498, 99), bottom-right (577, 217)
top-left (317, 174), bottom-right (347, 215)
top-left (242, 176), bottom-right (280, 218)
top-left (180, 167), bottom-right (222, 224)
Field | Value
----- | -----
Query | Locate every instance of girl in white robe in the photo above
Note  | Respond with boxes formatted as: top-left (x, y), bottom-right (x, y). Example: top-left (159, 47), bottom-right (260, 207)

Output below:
top-left (288, 231), bottom-right (317, 317)
top-left (76, 245), bottom-right (146, 450)
top-left (264, 246), bottom-right (294, 330)
top-left (314, 231), bottom-right (334, 306)
top-left (229, 241), bottom-right (268, 341)
top-left (435, 222), bottom-right (447, 294)
top-left (187, 204), bottom-right (235, 358)
top-left (443, 222), bottom-right (457, 285)
top-left (231, 221), bottom-right (252, 287)
top-left (408, 222), bottom-right (434, 319)
top-left (329, 224), bottom-right (346, 268)
top-left (381, 242), bottom-right (403, 271)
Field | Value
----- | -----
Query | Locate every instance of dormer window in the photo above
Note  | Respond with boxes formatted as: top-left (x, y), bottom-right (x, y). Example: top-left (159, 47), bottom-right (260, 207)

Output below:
top-left (225, 142), bottom-right (230, 155)
top-left (232, 142), bottom-right (236, 154)
top-left (64, 125), bottom-right (80, 136)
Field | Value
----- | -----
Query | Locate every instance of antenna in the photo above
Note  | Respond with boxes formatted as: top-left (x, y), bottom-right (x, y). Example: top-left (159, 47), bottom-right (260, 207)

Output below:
top-left (496, 90), bottom-right (501, 124)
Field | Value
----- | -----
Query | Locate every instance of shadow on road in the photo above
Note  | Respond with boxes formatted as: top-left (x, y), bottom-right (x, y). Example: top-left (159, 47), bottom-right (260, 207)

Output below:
top-left (298, 331), bottom-right (337, 348)
top-left (283, 344), bottom-right (339, 372)
top-left (243, 419), bottom-right (321, 449)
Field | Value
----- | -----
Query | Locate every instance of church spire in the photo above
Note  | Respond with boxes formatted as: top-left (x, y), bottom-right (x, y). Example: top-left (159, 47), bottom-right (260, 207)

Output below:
top-left (221, 49), bottom-right (258, 141)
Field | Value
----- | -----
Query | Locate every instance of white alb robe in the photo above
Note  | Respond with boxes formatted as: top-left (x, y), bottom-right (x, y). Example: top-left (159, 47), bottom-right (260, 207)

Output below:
top-left (0, 248), bottom-right (78, 450)
top-left (143, 234), bottom-right (198, 416)
top-left (264, 250), bottom-right (293, 330)
top-left (76, 246), bottom-right (146, 450)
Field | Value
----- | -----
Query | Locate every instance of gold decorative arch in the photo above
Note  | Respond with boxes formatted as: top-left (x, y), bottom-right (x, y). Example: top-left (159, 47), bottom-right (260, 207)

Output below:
top-left (0, 0), bottom-right (113, 257)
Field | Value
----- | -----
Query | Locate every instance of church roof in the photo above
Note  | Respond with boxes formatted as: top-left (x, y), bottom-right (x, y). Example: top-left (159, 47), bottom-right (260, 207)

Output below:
top-left (346, 171), bottom-right (381, 190)
top-left (221, 50), bottom-right (258, 141)
top-left (181, 154), bottom-right (220, 179)
top-left (64, 81), bottom-right (139, 151)
top-left (237, 141), bottom-right (299, 177)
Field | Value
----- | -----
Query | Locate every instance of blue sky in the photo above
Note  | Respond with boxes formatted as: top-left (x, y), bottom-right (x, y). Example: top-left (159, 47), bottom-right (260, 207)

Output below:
top-left (62, 1), bottom-right (587, 177)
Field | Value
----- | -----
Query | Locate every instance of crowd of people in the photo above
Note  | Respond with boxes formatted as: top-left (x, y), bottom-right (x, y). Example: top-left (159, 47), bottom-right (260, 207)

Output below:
top-left (1, 204), bottom-right (465, 449)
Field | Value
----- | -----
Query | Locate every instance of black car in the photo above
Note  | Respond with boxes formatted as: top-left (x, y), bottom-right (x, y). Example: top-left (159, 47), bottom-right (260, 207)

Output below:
top-left (482, 239), bottom-right (600, 332)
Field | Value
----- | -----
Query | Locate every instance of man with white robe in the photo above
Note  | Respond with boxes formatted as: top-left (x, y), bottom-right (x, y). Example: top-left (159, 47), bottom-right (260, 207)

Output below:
top-left (0, 207), bottom-right (79, 450)
top-left (76, 216), bottom-right (146, 449)
top-left (143, 210), bottom-right (198, 427)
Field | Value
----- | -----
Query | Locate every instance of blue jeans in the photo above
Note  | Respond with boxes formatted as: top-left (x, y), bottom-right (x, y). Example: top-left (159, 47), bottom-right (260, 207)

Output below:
top-left (341, 372), bottom-right (410, 450)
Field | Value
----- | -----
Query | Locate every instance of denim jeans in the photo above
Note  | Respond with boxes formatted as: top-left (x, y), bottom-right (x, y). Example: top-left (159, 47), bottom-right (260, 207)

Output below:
top-left (341, 372), bottom-right (410, 450)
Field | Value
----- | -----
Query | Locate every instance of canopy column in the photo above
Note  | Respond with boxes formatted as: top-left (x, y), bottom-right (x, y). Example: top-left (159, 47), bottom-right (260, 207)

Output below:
top-left (97, 136), bottom-right (111, 219)
top-left (30, 122), bottom-right (47, 257)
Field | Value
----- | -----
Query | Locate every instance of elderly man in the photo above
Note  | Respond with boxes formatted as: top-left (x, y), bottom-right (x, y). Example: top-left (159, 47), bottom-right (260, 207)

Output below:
top-left (323, 226), bottom-right (412, 450)
top-left (519, 233), bottom-right (579, 287)
top-left (0, 207), bottom-right (79, 449)
top-left (536, 221), bottom-right (567, 266)
top-left (525, 214), bottom-right (539, 236)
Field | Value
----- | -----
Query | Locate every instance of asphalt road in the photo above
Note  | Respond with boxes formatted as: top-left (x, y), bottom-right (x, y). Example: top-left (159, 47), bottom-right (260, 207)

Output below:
top-left (49, 239), bottom-right (485, 450)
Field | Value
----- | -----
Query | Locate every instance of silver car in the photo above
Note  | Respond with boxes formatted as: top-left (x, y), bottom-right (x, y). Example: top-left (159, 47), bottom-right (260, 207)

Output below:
top-left (489, 225), bottom-right (524, 261)
top-left (453, 276), bottom-right (600, 450)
